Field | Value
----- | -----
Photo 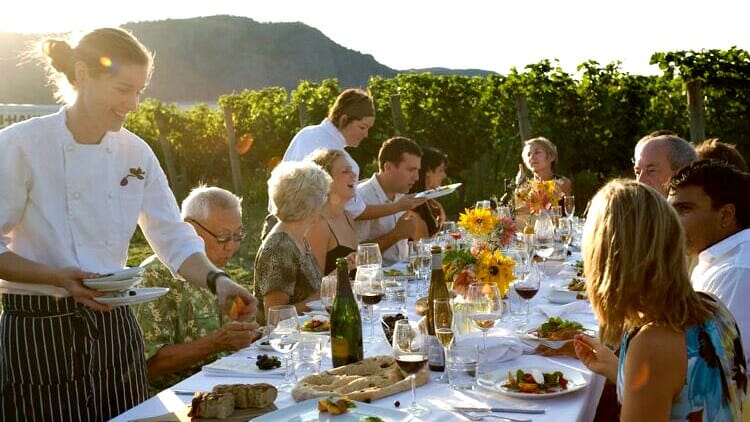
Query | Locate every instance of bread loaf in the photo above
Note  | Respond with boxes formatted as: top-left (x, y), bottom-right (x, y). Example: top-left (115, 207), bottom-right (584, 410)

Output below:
top-left (211, 383), bottom-right (277, 409)
top-left (187, 392), bottom-right (234, 419)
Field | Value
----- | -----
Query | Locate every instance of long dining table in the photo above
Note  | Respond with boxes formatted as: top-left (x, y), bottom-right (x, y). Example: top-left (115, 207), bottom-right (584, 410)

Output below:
top-left (113, 260), bottom-right (606, 421)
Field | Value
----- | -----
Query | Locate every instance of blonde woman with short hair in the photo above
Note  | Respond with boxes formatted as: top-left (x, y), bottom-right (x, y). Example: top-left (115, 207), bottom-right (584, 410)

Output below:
top-left (254, 161), bottom-right (331, 321)
top-left (574, 179), bottom-right (746, 421)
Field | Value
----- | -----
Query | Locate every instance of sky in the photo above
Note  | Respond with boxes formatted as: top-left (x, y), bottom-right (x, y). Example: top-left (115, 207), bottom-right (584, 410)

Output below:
top-left (1, 0), bottom-right (748, 76)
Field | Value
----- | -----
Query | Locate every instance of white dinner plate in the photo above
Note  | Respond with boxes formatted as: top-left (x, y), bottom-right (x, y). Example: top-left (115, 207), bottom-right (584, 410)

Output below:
top-left (93, 287), bottom-right (169, 306)
top-left (83, 276), bottom-right (142, 292)
top-left (83, 266), bottom-right (145, 283)
top-left (253, 398), bottom-right (413, 421)
top-left (413, 182), bottom-right (462, 199)
top-left (299, 314), bottom-right (330, 335)
top-left (305, 300), bottom-right (324, 311)
top-left (477, 364), bottom-right (589, 399)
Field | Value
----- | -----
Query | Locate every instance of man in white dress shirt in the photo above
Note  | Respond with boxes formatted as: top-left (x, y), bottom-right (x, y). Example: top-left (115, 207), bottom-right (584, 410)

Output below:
top-left (356, 137), bottom-right (422, 264)
top-left (668, 160), bottom-right (750, 369)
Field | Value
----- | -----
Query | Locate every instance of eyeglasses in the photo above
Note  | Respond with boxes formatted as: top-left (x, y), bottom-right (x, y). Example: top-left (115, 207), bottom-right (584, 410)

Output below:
top-left (187, 218), bottom-right (246, 244)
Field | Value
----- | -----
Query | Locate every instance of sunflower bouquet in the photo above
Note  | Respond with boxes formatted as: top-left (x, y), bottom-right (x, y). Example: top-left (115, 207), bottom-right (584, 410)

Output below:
top-left (515, 179), bottom-right (563, 215)
top-left (457, 207), bottom-right (517, 249)
top-left (442, 244), bottom-right (516, 297)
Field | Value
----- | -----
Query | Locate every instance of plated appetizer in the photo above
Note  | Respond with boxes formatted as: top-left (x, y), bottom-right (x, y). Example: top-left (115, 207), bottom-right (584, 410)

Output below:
top-left (503, 369), bottom-right (569, 394)
top-left (302, 317), bottom-right (330, 333)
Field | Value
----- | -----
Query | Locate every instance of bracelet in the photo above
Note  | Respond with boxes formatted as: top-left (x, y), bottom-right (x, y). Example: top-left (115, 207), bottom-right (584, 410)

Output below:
top-left (206, 270), bottom-right (228, 295)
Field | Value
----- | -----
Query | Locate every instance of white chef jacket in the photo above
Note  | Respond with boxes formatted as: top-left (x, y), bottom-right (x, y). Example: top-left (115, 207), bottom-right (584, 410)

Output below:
top-left (272, 119), bottom-right (366, 217)
top-left (691, 228), bottom-right (750, 370)
top-left (0, 108), bottom-right (205, 297)
top-left (355, 174), bottom-right (406, 264)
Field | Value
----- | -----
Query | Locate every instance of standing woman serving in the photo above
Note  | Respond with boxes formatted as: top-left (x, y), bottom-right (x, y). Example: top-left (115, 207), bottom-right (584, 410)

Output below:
top-left (0, 28), bottom-right (256, 421)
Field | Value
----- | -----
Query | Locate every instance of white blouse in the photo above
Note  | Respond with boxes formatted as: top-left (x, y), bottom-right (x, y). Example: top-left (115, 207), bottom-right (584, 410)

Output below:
top-left (275, 119), bottom-right (367, 218)
top-left (0, 108), bottom-right (205, 297)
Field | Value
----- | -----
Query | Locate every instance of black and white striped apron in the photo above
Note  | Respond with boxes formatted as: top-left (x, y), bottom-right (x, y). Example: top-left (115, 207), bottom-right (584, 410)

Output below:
top-left (0, 294), bottom-right (148, 421)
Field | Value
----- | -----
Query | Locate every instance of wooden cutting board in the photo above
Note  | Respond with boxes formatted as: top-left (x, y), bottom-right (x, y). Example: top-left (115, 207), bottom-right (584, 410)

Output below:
top-left (130, 404), bottom-right (277, 422)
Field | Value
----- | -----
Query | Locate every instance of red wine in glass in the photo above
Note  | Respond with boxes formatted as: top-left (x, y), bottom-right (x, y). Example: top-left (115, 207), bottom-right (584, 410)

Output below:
top-left (396, 354), bottom-right (428, 374)
top-left (451, 231), bottom-right (462, 240)
top-left (362, 293), bottom-right (383, 305)
top-left (515, 286), bottom-right (539, 300)
top-left (324, 305), bottom-right (333, 314)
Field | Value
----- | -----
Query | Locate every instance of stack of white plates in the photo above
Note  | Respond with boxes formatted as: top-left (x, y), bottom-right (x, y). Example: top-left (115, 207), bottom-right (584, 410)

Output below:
top-left (84, 267), bottom-right (169, 306)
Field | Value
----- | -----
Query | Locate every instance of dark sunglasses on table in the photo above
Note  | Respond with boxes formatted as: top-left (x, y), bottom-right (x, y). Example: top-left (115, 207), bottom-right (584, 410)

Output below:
top-left (187, 218), bottom-right (246, 243)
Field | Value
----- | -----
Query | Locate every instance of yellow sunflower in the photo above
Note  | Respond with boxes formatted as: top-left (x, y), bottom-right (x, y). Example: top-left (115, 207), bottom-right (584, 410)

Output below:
top-left (458, 208), bottom-right (498, 235)
top-left (476, 249), bottom-right (516, 295)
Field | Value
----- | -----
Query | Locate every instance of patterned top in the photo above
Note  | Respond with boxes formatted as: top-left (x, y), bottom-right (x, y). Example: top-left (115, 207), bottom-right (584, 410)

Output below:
top-left (133, 255), bottom-right (223, 396)
top-left (253, 232), bottom-right (322, 324)
top-left (617, 293), bottom-right (747, 421)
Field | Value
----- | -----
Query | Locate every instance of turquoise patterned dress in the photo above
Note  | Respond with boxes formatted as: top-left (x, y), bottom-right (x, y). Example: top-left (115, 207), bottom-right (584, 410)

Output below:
top-left (617, 293), bottom-right (747, 421)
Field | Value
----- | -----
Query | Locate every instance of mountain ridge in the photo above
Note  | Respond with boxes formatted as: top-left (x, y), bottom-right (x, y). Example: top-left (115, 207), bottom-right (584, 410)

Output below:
top-left (0, 15), bottom-right (493, 103)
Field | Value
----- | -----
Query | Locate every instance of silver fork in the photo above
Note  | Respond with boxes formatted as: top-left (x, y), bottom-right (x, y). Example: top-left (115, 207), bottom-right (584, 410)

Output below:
top-left (455, 410), bottom-right (532, 422)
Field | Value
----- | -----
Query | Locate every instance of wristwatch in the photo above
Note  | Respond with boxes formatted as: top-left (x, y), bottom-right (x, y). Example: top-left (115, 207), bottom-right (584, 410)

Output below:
top-left (206, 270), bottom-right (229, 295)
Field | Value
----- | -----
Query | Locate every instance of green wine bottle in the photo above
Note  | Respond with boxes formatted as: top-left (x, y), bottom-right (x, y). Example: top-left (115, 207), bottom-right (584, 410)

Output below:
top-left (330, 257), bottom-right (364, 368)
top-left (427, 245), bottom-right (449, 371)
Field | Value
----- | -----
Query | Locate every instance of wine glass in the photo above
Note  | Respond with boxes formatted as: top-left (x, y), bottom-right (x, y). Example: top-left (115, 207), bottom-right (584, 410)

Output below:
top-left (557, 218), bottom-right (573, 256)
top-left (392, 319), bottom-right (430, 417)
top-left (360, 269), bottom-right (385, 343)
top-left (564, 195), bottom-right (575, 219)
top-left (467, 282), bottom-right (503, 351)
top-left (354, 265), bottom-right (380, 323)
top-left (433, 298), bottom-right (453, 383)
top-left (320, 275), bottom-right (336, 314)
top-left (534, 214), bottom-right (555, 279)
top-left (514, 263), bottom-right (541, 323)
top-left (356, 243), bottom-right (382, 267)
top-left (267, 305), bottom-right (300, 392)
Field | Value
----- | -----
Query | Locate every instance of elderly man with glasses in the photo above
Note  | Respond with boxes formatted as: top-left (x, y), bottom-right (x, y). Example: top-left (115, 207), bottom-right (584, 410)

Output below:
top-left (134, 186), bottom-right (259, 395)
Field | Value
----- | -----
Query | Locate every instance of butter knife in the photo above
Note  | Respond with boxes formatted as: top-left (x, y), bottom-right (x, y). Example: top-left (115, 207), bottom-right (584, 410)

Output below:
top-left (454, 407), bottom-right (545, 414)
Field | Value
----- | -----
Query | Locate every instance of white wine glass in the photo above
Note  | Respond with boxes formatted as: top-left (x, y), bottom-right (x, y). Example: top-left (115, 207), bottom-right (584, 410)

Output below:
top-left (467, 282), bottom-right (503, 351)
top-left (356, 243), bottom-right (382, 267)
top-left (433, 298), bottom-right (453, 383)
top-left (267, 305), bottom-right (300, 392)
top-left (393, 319), bottom-right (430, 417)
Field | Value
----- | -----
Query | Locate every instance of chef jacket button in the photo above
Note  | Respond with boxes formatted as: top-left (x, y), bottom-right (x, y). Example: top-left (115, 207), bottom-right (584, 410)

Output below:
top-left (108, 193), bottom-right (114, 199)
top-left (66, 145), bottom-right (74, 152)
top-left (106, 147), bottom-right (112, 153)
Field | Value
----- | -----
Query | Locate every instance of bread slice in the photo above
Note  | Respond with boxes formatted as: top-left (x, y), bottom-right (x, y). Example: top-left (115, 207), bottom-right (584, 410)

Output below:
top-left (212, 383), bottom-right (278, 409)
top-left (187, 392), bottom-right (234, 419)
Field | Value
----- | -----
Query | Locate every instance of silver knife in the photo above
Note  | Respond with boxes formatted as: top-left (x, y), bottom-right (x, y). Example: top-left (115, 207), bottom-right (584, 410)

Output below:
top-left (172, 389), bottom-right (196, 395)
top-left (454, 407), bottom-right (545, 414)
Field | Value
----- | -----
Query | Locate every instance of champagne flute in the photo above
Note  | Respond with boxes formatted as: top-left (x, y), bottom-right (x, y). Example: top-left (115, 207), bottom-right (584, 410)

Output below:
top-left (320, 275), bottom-right (337, 314)
top-left (467, 282), bottom-right (503, 351)
top-left (356, 243), bottom-right (382, 267)
top-left (514, 263), bottom-right (541, 323)
top-left (564, 195), bottom-right (575, 219)
top-left (433, 298), bottom-right (453, 383)
top-left (557, 218), bottom-right (573, 256)
top-left (267, 305), bottom-right (300, 392)
top-left (393, 319), bottom-right (430, 417)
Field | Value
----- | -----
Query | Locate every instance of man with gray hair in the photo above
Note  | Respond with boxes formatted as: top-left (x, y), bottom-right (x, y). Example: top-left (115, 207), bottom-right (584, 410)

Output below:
top-left (134, 185), bottom-right (260, 395)
top-left (633, 133), bottom-right (697, 196)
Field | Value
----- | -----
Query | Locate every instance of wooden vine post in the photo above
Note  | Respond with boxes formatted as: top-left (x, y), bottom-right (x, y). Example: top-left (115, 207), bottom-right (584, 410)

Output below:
top-left (390, 94), bottom-right (403, 135)
top-left (154, 106), bottom-right (184, 200)
top-left (686, 80), bottom-right (706, 142)
top-left (222, 103), bottom-right (244, 195)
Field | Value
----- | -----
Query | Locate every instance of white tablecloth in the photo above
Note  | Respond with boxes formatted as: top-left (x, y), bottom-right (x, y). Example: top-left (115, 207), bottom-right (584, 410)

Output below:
top-left (113, 264), bottom-right (605, 422)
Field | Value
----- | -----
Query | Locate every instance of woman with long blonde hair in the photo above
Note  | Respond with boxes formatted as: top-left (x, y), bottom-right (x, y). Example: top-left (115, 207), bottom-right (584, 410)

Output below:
top-left (574, 179), bottom-right (746, 421)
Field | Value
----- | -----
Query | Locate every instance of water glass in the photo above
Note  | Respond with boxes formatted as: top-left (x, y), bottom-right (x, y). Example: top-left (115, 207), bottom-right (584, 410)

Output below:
top-left (295, 335), bottom-right (325, 378)
top-left (406, 278), bottom-right (420, 298)
top-left (447, 343), bottom-right (478, 390)
top-left (384, 277), bottom-right (406, 304)
top-left (356, 243), bottom-right (382, 267)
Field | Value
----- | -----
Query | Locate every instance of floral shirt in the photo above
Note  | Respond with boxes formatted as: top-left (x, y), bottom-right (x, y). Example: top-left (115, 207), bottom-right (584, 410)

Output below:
top-left (133, 255), bottom-right (223, 396)
top-left (617, 293), bottom-right (747, 421)
top-left (253, 232), bottom-right (322, 324)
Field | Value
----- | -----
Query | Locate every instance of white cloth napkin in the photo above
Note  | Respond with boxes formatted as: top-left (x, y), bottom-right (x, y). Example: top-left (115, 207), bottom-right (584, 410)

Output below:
top-left (459, 333), bottom-right (526, 362)
top-left (534, 300), bottom-right (591, 319)
top-left (202, 356), bottom-right (286, 377)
